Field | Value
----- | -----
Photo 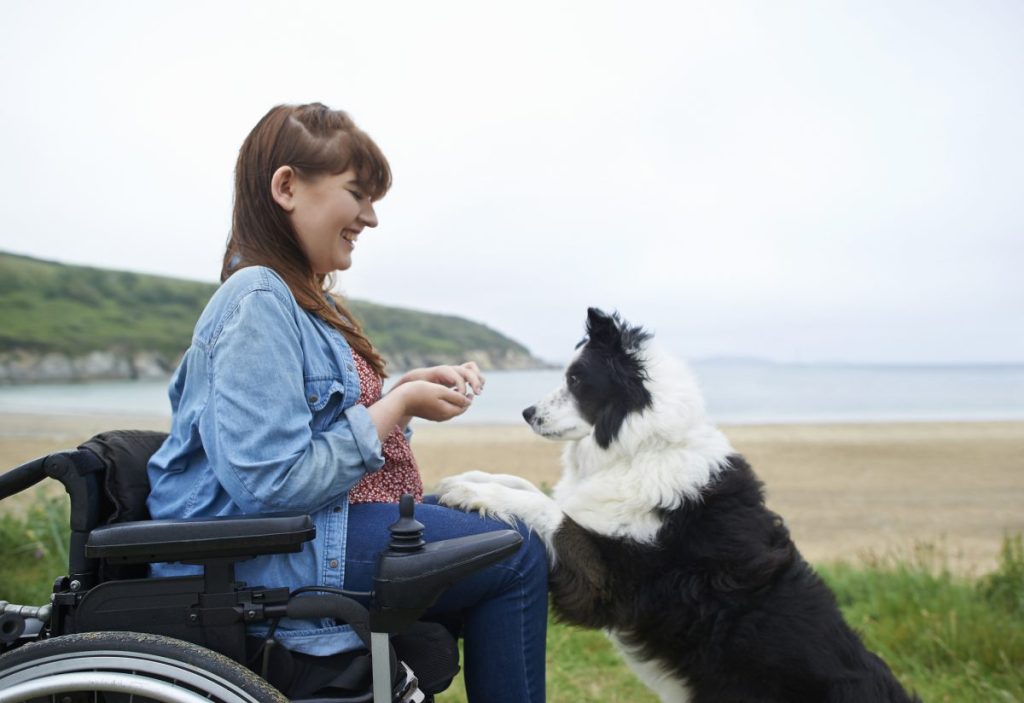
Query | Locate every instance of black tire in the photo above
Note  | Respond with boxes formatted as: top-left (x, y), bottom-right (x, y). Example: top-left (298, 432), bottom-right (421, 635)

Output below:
top-left (0, 631), bottom-right (287, 703)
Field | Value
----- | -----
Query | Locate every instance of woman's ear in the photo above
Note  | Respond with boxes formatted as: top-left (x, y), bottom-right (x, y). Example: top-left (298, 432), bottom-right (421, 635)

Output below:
top-left (271, 165), bottom-right (297, 212)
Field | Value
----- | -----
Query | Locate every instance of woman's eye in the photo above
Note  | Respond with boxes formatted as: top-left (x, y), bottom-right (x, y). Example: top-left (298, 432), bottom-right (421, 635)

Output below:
top-left (348, 190), bottom-right (365, 201)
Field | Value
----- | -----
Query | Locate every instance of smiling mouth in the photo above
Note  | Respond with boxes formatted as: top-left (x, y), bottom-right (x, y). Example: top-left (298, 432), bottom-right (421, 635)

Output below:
top-left (341, 230), bottom-right (359, 245)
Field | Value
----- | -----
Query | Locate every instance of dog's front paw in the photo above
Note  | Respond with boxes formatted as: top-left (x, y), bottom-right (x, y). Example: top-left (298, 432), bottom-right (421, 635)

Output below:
top-left (437, 470), bottom-right (496, 487)
top-left (437, 474), bottom-right (564, 542)
top-left (437, 470), bottom-right (544, 494)
top-left (437, 476), bottom-right (508, 522)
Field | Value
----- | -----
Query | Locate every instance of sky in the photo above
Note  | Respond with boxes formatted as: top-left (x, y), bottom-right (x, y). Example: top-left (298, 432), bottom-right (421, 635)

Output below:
top-left (1, 1), bottom-right (1022, 365)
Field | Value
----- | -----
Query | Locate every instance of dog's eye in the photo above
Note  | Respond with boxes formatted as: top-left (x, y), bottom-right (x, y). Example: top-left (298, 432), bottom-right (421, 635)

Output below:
top-left (567, 374), bottom-right (580, 387)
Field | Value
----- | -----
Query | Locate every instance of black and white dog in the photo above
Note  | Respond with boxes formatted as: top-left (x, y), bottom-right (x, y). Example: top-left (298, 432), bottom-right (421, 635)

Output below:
top-left (438, 308), bottom-right (919, 703)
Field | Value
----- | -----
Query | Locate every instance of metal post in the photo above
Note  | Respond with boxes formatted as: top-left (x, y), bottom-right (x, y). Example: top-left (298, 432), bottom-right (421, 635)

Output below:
top-left (371, 631), bottom-right (392, 703)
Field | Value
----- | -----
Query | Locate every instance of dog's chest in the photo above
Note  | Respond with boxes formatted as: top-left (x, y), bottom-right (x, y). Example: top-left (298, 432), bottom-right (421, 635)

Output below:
top-left (551, 454), bottom-right (665, 543)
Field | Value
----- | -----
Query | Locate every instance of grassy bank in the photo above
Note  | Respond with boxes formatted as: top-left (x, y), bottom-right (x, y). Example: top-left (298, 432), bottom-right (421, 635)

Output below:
top-left (820, 539), bottom-right (1024, 701)
top-left (0, 251), bottom-right (536, 369)
top-left (2, 500), bottom-right (1021, 702)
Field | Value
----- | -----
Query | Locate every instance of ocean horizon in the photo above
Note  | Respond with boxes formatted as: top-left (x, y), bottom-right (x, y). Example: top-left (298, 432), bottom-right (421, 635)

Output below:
top-left (0, 361), bottom-right (1021, 426)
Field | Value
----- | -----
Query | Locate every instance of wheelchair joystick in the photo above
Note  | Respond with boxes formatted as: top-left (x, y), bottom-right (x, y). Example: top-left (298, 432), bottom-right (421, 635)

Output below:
top-left (386, 494), bottom-right (425, 553)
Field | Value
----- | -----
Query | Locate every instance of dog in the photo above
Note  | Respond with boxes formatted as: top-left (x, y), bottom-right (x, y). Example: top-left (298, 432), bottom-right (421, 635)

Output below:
top-left (438, 308), bottom-right (919, 703)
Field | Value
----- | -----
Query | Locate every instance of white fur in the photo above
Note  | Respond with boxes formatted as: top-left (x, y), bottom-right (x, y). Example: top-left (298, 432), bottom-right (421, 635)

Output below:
top-left (525, 385), bottom-right (591, 441)
top-left (439, 341), bottom-right (735, 544)
top-left (435, 471), bottom-right (564, 553)
top-left (437, 338), bottom-right (733, 701)
top-left (523, 345), bottom-right (590, 441)
top-left (608, 631), bottom-right (693, 703)
top-left (515, 341), bottom-right (734, 542)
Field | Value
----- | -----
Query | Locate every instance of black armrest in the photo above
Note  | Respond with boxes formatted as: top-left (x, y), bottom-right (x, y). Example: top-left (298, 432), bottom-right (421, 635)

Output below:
top-left (86, 514), bottom-right (315, 564)
top-left (374, 530), bottom-right (523, 613)
top-left (366, 496), bottom-right (525, 632)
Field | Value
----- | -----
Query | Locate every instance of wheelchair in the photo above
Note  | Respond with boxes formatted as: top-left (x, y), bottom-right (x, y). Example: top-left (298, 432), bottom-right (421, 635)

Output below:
top-left (0, 430), bottom-right (522, 703)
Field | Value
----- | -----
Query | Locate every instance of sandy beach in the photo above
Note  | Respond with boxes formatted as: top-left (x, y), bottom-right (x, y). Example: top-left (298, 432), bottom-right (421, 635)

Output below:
top-left (2, 412), bottom-right (1021, 574)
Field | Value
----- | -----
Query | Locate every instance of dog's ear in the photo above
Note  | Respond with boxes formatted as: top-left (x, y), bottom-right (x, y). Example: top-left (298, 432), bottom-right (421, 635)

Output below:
top-left (593, 405), bottom-right (628, 449)
top-left (586, 307), bottom-right (619, 343)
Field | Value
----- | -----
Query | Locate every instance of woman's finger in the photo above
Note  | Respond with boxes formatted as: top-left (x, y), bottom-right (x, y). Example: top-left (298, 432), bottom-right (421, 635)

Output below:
top-left (433, 386), bottom-right (472, 420)
top-left (443, 368), bottom-right (467, 395)
top-left (440, 386), bottom-right (472, 407)
top-left (458, 362), bottom-right (485, 394)
top-left (424, 366), bottom-right (462, 393)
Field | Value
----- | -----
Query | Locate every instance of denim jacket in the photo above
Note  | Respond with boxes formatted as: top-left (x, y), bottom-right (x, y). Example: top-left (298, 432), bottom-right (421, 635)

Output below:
top-left (147, 265), bottom-right (384, 655)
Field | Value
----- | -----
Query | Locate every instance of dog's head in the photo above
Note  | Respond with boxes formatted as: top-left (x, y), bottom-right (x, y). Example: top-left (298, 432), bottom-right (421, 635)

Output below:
top-left (523, 308), bottom-right (653, 449)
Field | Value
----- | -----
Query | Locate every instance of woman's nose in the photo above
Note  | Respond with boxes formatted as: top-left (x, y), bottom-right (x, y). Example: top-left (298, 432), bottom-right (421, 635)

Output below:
top-left (360, 202), bottom-right (378, 228)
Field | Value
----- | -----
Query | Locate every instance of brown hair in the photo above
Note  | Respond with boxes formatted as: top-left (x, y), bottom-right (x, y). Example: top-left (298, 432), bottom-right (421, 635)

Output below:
top-left (223, 103), bottom-right (392, 375)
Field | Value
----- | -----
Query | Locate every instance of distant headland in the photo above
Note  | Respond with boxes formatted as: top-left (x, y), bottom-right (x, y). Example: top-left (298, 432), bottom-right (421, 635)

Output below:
top-left (0, 251), bottom-right (550, 384)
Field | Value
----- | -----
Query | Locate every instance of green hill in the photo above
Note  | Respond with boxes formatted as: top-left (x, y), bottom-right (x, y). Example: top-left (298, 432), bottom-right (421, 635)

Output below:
top-left (0, 251), bottom-right (542, 382)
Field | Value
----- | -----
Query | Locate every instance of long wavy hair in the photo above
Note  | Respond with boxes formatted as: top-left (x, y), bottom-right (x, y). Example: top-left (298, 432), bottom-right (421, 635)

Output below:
top-left (223, 103), bottom-right (392, 376)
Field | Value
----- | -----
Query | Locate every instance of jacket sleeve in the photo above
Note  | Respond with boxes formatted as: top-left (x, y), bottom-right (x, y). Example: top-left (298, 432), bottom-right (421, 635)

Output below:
top-left (200, 288), bottom-right (384, 514)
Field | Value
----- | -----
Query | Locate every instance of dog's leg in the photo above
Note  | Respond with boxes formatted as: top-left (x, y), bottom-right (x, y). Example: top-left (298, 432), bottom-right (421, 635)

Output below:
top-left (545, 517), bottom-right (613, 627)
top-left (437, 477), bottom-right (563, 546)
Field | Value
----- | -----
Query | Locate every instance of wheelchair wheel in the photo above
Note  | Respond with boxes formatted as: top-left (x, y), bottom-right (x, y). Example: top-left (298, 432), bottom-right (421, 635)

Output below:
top-left (0, 631), bottom-right (286, 703)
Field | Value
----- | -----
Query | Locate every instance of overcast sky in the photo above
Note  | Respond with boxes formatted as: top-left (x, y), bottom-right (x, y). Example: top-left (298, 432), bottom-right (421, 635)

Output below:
top-left (1, 1), bottom-right (1021, 364)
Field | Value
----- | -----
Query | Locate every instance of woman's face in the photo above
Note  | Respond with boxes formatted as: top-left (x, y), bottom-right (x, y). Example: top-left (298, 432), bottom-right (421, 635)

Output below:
top-left (288, 169), bottom-right (378, 274)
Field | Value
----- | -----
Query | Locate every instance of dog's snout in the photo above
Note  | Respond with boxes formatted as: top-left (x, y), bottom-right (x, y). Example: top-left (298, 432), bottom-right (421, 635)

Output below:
top-left (522, 406), bottom-right (537, 423)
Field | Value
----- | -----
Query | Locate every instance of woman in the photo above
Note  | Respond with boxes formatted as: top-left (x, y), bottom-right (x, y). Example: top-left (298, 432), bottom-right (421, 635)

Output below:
top-left (146, 103), bottom-right (547, 702)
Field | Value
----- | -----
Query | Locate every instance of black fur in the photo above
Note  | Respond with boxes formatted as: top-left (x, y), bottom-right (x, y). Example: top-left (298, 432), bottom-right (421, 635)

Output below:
top-left (570, 308), bottom-right (653, 448)
top-left (546, 308), bottom-right (920, 702)
top-left (549, 461), bottom-right (920, 702)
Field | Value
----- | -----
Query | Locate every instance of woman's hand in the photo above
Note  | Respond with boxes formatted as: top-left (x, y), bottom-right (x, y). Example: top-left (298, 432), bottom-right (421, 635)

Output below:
top-left (367, 379), bottom-right (473, 439)
top-left (396, 380), bottom-right (473, 422)
top-left (368, 363), bottom-right (483, 439)
top-left (394, 362), bottom-right (485, 397)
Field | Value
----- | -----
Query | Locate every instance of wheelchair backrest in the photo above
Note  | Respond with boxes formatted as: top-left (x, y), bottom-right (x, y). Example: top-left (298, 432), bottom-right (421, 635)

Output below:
top-left (78, 430), bottom-right (169, 524)
top-left (0, 430), bottom-right (168, 587)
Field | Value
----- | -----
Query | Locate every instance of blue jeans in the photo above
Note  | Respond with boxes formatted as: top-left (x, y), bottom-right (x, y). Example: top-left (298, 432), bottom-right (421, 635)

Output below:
top-left (344, 498), bottom-right (548, 703)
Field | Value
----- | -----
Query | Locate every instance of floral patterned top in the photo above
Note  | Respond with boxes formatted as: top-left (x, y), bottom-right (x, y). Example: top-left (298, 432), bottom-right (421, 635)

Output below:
top-left (347, 352), bottom-right (423, 504)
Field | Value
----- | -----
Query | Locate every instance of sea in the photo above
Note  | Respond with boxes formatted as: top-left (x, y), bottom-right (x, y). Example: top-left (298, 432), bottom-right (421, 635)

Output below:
top-left (0, 362), bottom-right (1022, 426)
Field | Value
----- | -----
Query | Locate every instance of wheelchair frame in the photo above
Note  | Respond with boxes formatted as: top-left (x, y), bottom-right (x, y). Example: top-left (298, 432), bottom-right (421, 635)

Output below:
top-left (0, 430), bottom-right (522, 703)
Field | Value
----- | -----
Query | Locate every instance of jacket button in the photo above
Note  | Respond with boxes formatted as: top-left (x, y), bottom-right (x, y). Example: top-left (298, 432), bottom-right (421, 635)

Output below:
top-left (308, 395), bottom-right (319, 403)
top-left (329, 560), bottom-right (339, 569)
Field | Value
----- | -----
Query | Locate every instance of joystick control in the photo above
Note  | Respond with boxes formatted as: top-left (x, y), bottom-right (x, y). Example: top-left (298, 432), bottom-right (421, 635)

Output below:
top-left (386, 494), bottom-right (425, 553)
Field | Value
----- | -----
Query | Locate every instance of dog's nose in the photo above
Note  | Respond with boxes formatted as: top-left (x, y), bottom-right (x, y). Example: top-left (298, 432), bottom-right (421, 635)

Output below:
top-left (522, 406), bottom-right (537, 423)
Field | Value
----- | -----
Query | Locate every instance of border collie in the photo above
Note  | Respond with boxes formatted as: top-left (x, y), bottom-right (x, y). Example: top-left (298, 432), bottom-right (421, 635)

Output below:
top-left (438, 308), bottom-right (919, 703)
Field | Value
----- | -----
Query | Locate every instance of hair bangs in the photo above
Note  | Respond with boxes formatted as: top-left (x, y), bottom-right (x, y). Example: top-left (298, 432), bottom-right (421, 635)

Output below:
top-left (286, 109), bottom-right (391, 201)
top-left (346, 129), bottom-right (392, 201)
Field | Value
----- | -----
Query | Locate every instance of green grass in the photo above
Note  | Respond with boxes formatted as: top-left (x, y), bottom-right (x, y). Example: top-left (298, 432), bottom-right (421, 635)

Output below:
top-left (2, 500), bottom-right (1021, 702)
top-left (817, 538), bottom-right (1024, 702)
top-left (442, 538), bottom-right (1024, 703)
top-left (0, 496), bottom-right (69, 605)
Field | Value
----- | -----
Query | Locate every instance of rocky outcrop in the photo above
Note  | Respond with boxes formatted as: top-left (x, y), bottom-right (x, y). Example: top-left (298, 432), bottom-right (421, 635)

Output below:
top-left (0, 350), bottom-right (174, 384)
